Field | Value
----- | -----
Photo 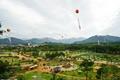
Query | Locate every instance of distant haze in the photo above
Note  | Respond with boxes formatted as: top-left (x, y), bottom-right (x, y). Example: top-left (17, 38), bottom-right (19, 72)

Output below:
top-left (0, 0), bottom-right (120, 39)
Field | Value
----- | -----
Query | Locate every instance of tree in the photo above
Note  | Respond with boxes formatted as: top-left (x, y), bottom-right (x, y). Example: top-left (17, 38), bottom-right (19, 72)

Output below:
top-left (45, 51), bottom-right (65, 60)
top-left (111, 65), bottom-right (120, 80)
top-left (17, 74), bottom-right (25, 80)
top-left (80, 59), bottom-right (94, 80)
top-left (0, 60), bottom-right (10, 79)
top-left (57, 77), bottom-right (65, 80)
top-left (51, 67), bottom-right (61, 80)
top-left (32, 50), bottom-right (39, 58)
top-left (96, 64), bottom-right (120, 80)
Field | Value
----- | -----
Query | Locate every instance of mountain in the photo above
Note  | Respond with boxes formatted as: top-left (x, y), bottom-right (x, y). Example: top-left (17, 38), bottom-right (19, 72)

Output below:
top-left (58, 37), bottom-right (85, 44)
top-left (1, 35), bottom-right (120, 45)
top-left (0, 37), bottom-right (85, 45)
top-left (26, 38), bottom-right (58, 44)
top-left (26, 37), bottom-right (85, 44)
top-left (75, 35), bottom-right (120, 44)
top-left (0, 37), bottom-right (26, 45)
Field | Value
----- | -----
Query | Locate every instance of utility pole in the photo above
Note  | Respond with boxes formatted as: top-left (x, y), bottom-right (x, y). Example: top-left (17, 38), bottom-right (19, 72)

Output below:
top-left (98, 40), bottom-right (100, 45)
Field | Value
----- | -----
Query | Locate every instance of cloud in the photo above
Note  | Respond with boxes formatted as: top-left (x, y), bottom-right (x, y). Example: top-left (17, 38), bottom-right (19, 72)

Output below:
top-left (90, 0), bottom-right (120, 31)
top-left (0, 0), bottom-right (45, 25)
top-left (0, 0), bottom-right (120, 39)
top-left (101, 12), bottom-right (120, 36)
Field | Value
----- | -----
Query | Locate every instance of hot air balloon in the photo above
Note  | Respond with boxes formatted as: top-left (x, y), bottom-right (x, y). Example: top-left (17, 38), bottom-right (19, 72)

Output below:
top-left (0, 23), bottom-right (3, 35)
top-left (0, 22), bottom-right (12, 45)
top-left (0, 23), bottom-right (1, 28)
top-left (75, 9), bottom-right (81, 30)
top-left (75, 9), bottom-right (79, 14)
top-left (0, 30), bottom-right (3, 35)
top-left (7, 28), bottom-right (11, 32)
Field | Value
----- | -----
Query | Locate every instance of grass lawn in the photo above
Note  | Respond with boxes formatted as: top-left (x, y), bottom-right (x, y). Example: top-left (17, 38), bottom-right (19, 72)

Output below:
top-left (18, 70), bottom-right (96, 80)
top-left (18, 71), bottom-right (86, 80)
top-left (20, 71), bottom-right (52, 80)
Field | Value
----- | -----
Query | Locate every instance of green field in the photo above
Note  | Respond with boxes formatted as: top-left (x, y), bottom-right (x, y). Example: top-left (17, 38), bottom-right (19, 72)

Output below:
top-left (0, 49), bottom-right (120, 80)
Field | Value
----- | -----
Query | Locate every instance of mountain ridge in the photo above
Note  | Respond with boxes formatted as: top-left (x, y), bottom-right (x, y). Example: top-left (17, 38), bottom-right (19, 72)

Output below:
top-left (74, 35), bottom-right (120, 44)
top-left (0, 37), bottom-right (85, 45)
top-left (0, 35), bottom-right (120, 45)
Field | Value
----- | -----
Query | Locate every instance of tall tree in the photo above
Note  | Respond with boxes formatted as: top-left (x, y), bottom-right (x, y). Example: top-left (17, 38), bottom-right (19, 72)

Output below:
top-left (0, 60), bottom-right (10, 79)
top-left (96, 64), bottom-right (120, 80)
top-left (80, 59), bottom-right (94, 80)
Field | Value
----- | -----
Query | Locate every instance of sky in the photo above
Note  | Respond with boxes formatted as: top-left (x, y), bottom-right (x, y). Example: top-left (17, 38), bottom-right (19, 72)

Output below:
top-left (0, 0), bottom-right (120, 39)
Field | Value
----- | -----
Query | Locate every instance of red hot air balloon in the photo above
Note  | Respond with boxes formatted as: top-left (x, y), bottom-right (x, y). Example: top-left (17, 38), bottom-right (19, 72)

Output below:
top-left (0, 30), bottom-right (3, 35)
top-left (7, 29), bottom-right (11, 32)
top-left (75, 9), bottom-right (81, 30)
top-left (75, 9), bottom-right (79, 14)
top-left (0, 23), bottom-right (1, 28)
top-left (0, 23), bottom-right (3, 35)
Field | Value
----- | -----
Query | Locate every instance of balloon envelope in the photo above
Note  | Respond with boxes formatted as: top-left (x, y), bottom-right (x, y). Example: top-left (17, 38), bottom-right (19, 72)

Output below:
top-left (0, 30), bottom-right (3, 35)
top-left (7, 29), bottom-right (11, 32)
top-left (75, 9), bottom-right (79, 14)
top-left (0, 23), bottom-right (1, 28)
